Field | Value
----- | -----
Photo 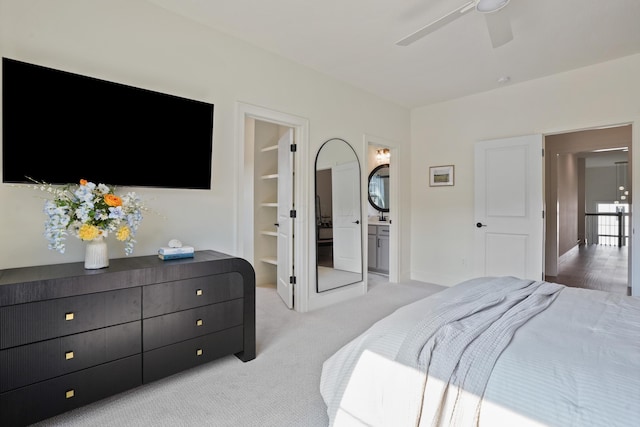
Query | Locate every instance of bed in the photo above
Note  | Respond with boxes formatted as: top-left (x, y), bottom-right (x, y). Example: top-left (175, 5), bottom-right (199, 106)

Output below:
top-left (320, 276), bottom-right (640, 426)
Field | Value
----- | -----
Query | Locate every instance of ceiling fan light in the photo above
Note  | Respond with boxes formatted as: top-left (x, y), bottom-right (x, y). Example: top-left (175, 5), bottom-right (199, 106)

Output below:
top-left (476, 0), bottom-right (510, 13)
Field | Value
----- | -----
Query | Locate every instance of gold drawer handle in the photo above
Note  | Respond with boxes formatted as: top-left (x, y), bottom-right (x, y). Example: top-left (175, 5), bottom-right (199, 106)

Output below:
top-left (65, 389), bottom-right (75, 399)
top-left (196, 289), bottom-right (203, 296)
top-left (65, 312), bottom-right (74, 321)
top-left (65, 351), bottom-right (74, 360)
top-left (196, 348), bottom-right (203, 356)
top-left (196, 319), bottom-right (203, 326)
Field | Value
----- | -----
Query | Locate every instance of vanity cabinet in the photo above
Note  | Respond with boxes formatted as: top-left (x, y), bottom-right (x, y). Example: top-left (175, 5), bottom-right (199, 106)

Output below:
top-left (0, 250), bottom-right (255, 426)
top-left (367, 229), bottom-right (377, 270)
top-left (368, 224), bottom-right (389, 274)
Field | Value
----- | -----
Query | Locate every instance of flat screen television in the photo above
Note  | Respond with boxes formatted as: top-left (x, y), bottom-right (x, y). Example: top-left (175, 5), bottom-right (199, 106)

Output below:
top-left (2, 57), bottom-right (214, 189)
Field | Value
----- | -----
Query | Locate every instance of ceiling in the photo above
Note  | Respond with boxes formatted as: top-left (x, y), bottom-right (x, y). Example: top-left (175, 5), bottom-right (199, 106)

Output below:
top-left (146, 0), bottom-right (640, 109)
top-left (582, 150), bottom-right (629, 168)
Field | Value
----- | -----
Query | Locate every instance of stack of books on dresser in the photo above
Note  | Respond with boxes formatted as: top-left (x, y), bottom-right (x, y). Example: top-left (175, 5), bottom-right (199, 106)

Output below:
top-left (158, 245), bottom-right (195, 260)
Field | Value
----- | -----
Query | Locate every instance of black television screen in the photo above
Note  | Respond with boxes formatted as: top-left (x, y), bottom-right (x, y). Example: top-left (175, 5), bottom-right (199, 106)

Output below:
top-left (2, 57), bottom-right (214, 189)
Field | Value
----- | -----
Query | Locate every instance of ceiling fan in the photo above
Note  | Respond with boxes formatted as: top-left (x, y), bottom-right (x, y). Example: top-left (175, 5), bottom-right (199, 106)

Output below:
top-left (396, 0), bottom-right (513, 48)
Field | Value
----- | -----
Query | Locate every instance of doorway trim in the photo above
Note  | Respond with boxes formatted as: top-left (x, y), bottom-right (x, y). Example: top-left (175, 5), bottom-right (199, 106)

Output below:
top-left (235, 101), bottom-right (310, 311)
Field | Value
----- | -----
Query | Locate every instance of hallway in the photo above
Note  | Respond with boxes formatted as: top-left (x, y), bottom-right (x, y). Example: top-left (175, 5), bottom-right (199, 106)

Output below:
top-left (546, 244), bottom-right (629, 295)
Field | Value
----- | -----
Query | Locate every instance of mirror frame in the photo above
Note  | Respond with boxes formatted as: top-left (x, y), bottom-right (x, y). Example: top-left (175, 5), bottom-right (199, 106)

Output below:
top-left (368, 163), bottom-right (390, 213)
top-left (315, 138), bottom-right (363, 293)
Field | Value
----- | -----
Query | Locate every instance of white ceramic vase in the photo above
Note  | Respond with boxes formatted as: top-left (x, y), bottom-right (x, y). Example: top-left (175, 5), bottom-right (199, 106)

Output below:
top-left (84, 236), bottom-right (109, 269)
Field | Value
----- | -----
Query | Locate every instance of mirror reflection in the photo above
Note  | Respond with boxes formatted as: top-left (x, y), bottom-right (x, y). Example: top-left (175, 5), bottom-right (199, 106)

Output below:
top-left (368, 164), bottom-right (389, 218)
top-left (315, 138), bottom-right (363, 292)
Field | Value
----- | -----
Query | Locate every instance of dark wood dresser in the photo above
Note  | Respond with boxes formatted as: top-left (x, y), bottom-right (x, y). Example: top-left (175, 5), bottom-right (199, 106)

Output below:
top-left (0, 250), bottom-right (255, 426)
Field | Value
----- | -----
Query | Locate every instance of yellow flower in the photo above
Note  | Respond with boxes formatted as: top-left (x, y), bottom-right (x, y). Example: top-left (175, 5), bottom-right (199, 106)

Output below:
top-left (78, 224), bottom-right (101, 241)
top-left (104, 194), bottom-right (122, 207)
top-left (30, 178), bottom-right (144, 255)
top-left (116, 225), bottom-right (130, 241)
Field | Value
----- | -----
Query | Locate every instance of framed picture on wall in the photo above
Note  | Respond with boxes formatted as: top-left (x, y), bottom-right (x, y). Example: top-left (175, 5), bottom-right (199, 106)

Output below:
top-left (429, 165), bottom-right (454, 187)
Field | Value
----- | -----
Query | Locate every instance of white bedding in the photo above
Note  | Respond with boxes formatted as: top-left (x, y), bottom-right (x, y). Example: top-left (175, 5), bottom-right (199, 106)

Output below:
top-left (320, 277), bottom-right (640, 426)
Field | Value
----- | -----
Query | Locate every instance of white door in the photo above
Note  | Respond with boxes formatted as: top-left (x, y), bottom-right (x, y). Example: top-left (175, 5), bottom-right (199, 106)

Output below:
top-left (474, 134), bottom-right (544, 281)
top-left (277, 129), bottom-right (294, 308)
top-left (332, 160), bottom-right (362, 273)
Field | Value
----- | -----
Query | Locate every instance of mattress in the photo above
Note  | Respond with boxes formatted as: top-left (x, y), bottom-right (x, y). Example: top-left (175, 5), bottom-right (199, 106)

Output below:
top-left (320, 277), bottom-right (640, 426)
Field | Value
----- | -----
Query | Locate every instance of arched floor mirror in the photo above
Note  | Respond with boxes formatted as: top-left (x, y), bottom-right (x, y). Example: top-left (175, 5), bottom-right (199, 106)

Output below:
top-left (315, 138), bottom-right (363, 292)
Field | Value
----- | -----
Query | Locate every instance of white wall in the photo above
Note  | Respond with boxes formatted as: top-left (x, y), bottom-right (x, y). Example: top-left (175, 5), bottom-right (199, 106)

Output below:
top-left (0, 0), bottom-right (410, 272)
top-left (410, 53), bottom-right (640, 289)
top-left (4, 1), bottom-right (639, 297)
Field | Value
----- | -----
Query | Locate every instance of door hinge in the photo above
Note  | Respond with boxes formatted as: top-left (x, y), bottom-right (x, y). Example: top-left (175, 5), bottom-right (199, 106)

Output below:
top-left (542, 148), bottom-right (545, 157)
top-left (289, 276), bottom-right (296, 284)
top-left (542, 210), bottom-right (545, 219)
top-left (290, 143), bottom-right (297, 152)
top-left (290, 209), bottom-right (296, 218)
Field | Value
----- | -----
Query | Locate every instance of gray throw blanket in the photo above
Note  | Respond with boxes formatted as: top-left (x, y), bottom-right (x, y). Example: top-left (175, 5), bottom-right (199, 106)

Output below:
top-left (396, 276), bottom-right (564, 427)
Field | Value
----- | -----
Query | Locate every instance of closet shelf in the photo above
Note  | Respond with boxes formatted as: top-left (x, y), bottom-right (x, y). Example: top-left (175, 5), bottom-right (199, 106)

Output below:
top-left (261, 173), bottom-right (278, 180)
top-left (261, 145), bottom-right (278, 153)
top-left (261, 202), bottom-right (278, 207)
top-left (261, 230), bottom-right (278, 237)
top-left (260, 257), bottom-right (278, 265)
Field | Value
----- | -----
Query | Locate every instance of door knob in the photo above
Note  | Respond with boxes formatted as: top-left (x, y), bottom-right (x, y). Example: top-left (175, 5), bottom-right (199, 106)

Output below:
top-left (353, 220), bottom-right (360, 224)
top-left (476, 222), bottom-right (487, 228)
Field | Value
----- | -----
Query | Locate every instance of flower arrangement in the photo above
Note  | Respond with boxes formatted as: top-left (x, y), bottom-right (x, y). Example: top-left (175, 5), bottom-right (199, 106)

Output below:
top-left (27, 179), bottom-right (144, 256)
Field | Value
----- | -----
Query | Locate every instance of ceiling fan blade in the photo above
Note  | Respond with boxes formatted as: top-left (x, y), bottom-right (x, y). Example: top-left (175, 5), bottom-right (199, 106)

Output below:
top-left (484, 10), bottom-right (513, 48)
top-left (396, 1), bottom-right (475, 46)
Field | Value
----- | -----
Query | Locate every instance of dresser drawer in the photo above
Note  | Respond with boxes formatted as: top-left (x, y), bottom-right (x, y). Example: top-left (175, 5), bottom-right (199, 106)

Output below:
top-left (142, 272), bottom-right (244, 317)
top-left (1, 321), bottom-right (140, 393)
top-left (377, 225), bottom-right (389, 236)
top-left (143, 325), bottom-right (243, 383)
top-left (143, 299), bottom-right (243, 351)
top-left (0, 354), bottom-right (141, 427)
top-left (0, 288), bottom-right (141, 349)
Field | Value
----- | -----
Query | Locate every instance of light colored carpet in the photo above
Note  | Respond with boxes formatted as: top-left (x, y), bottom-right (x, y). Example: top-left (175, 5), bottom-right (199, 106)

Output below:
top-left (35, 274), bottom-right (444, 427)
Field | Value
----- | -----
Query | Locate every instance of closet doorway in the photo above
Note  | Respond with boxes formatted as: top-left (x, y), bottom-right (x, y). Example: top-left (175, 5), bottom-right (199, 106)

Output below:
top-left (237, 103), bottom-right (309, 310)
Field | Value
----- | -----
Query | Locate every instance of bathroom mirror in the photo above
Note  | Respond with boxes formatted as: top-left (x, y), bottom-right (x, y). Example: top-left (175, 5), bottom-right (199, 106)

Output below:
top-left (368, 163), bottom-right (390, 212)
top-left (315, 138), bottom-right (363, 293)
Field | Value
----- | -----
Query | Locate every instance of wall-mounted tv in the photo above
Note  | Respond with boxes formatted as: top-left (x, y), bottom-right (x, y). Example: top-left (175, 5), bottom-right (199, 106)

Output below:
top-left (2, 57), bottom-right (214, 189)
